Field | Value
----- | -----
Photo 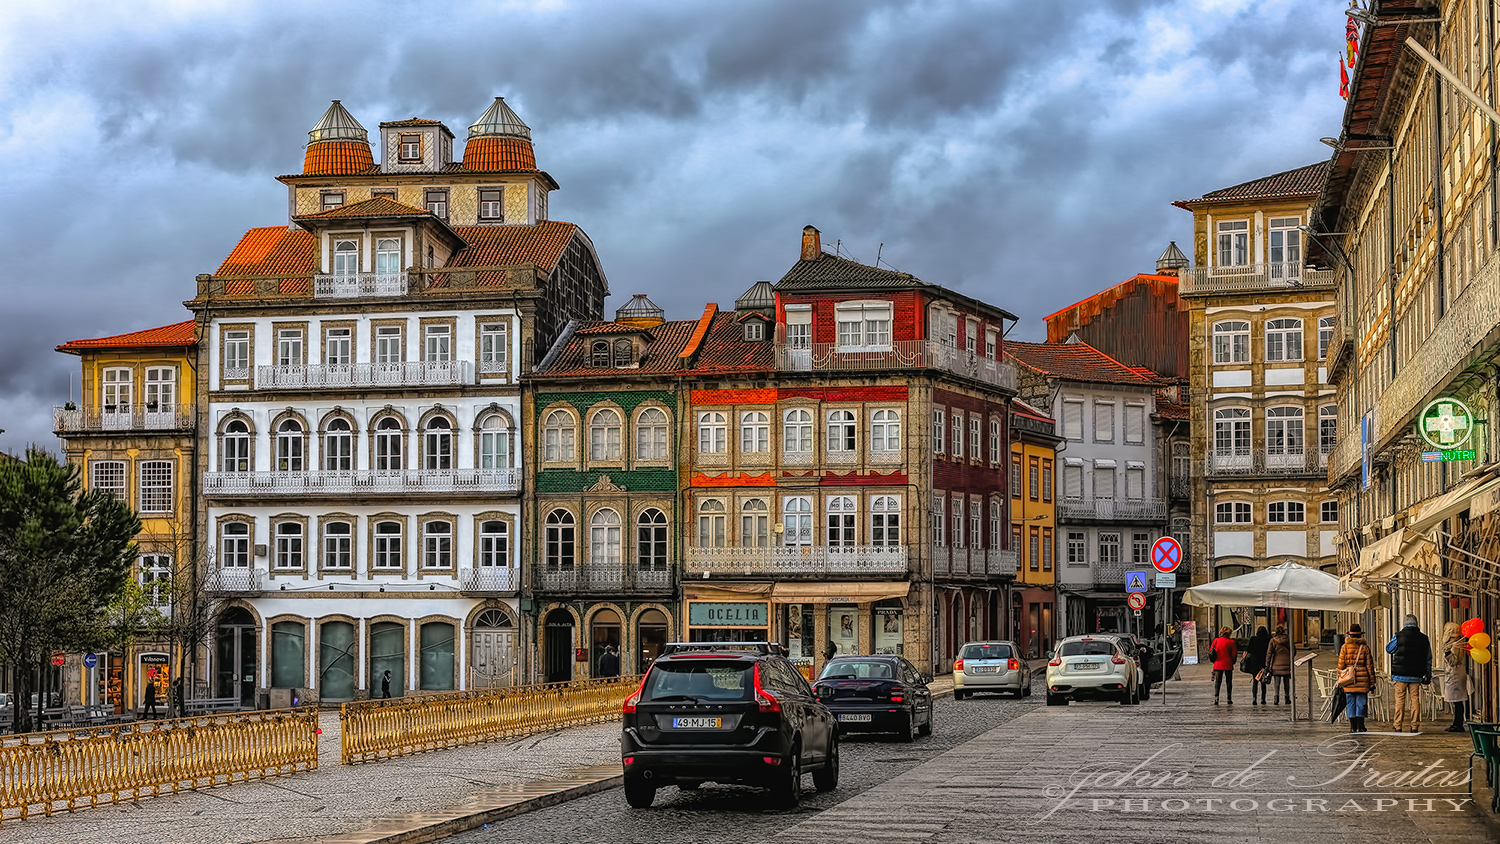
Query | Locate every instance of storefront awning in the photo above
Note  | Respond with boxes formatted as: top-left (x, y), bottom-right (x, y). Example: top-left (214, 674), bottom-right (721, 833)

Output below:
top-left (771, 582), bottom-right (911, 604)
top-left (1353, 529), bottom-right (1419, 580)
top-left (683, 583), bottom-right (773, 601)
top-left (1404, 472), bottom-right (1500, 535)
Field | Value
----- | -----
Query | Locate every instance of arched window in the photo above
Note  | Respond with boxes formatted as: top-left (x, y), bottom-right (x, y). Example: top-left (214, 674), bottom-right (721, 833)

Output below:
top-left (989, 417), bottom-right (1001, 463)
top-left (375, 238), bottom-right (400, 278)
top-left (827, 409), bottom-right (857, 453)
top-left (591, 509), bottom-right (622, 566)
top-left (741, 499), bottom-right (769, 547)
top-left (871, 409), bottom-right (900, 454)
top-left (274, 521), bottom-right (304, 569)
top-left (1215, 502), bottom-right (1252, 524)
top-left (1212, 407), bottom-right (1250, 469)
top-left (323, 521), bottom-right (352, 570)
top-left (1265, 406), bottom-right (1305, 465)
top-left (783, 496), bottom-right (812, 546)
top-left (478, 520), bottom-right (509, 567)
top-left (698, 412), bottom-right (727, 454)
top-left (1317, 315), bottom-right (1335, 361)
top-left (637, 508), bottom-right (668, 570)
top-left (783, 409), bottom-right (812, 456)
top-left (590, 409), bottom-right (622, 461)
top-left (375, 417), bottom-right (404, 471)
top-left (478, 414), bottom-right (511, 470)
top-left (332, 239), bottom-right (357, 276)
top-left (826, 495), bottom-right (856, 547)
top-left (324, 418), bottom-right (353, 471)
top-left (1265, 317), bottom-right (1303, 362)
top-left (276, 419), bottom-right (304, 472)
top-left (1212, 320), bottom-right (1250, 363)
top-left (1267, 501), bottom-right (1305, 524)
top-left (222, 419), bottom-right (250, 472)
top-left (741, 411), bottom-right (770, 453)
top-left (220, 521), bottom-right (250, 568)
top-left (543, 410), bottom-right (576, 462)
top-left (872, 495), bottom-right (901, 547)
top-left (1319, 405), bottom-right (1337, 456)
top-left (591, 341), bottom-right (609, 367)
top-left (544, 510), bottom-right (575, 569)
top-left (373, 520), bottom-right (403, 569)
top-left (422, 520), bottom-right (452, 568)
top-left (636, 408), bottom-right (668, 460)
top-left (424, 417), bottom-right (453, 470)
top-left (697, 499), bottom-right (726, 547)
top-left (613, 338), bottom-right (633, 367)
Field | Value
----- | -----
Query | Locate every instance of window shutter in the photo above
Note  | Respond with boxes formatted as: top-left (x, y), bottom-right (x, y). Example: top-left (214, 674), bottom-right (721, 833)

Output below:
top-left (1062, 401), bottom-right (1083, 440)
top-left (1064, 464), bottom-right (1083, 498)
top-left (1094, 402), bottom-right (1114, 441)
top-left (1126, 467), bottom-right (1144, 499)
top-left (1125, 405), bottom-right (1145, 444)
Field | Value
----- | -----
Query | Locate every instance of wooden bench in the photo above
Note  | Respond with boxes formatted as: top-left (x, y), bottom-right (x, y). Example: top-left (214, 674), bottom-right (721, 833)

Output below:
top-left (182, 697), bottom-right (241, 715)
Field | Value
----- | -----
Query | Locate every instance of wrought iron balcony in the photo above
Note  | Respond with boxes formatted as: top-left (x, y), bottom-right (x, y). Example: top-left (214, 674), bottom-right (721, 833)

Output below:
top-left (533, 564), bottom-right (675, 593)
top-left (1057, 497), bottom-right (1167, 522)
top-left (1169, 473), bottom-right (1191, 500)
top-left (255, 361), bottom-right (474, 389)
top-left (1092, 558), bottom-right (1128, 589)
top-left (1178, 263), bottom-right (1338, 295)
top-left (54, 404), bottom-right (194, 433)
top-left (203, 567), bottom-right (262, 595)
top-left (202, 468), bottom-right (522, 496)
top-left (682, 545), bottom-right (908, 578)
top-left (313, 272), bottom-right (408, 298)
top-left (458, 567), bottom-right (517, 595)
top-left (932, 547), bottom-right (1018, 579)
top-left (1207, 449), bottom-right (1328, 477)
top-left (775, 340), bottom-right (1017, 390)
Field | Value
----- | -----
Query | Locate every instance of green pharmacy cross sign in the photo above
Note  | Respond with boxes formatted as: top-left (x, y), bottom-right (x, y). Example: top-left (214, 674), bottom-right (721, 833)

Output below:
top-left (1418, 397), bottom-right (1474, 450)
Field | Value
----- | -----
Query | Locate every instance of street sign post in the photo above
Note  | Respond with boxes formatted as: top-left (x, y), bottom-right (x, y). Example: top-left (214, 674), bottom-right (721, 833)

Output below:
top-left (51, 652), bottom-right (65, 667)
top-left (1151, 537), bottom-right (1181, 573)
top-left (1155, 572), bottom-right (1176, 589)
top-left (82, 653), bottom-right (98, 669)
top-left (1125, 571), bottom-right (1148, 593)
top-left (1127, 592), bottom-right (1146, 611)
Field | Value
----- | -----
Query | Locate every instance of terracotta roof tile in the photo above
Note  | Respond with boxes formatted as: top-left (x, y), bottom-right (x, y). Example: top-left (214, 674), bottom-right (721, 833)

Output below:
top-left (1155, 399), bottom-right (1190, 420)
top-left (302, 140), bottom-right (375, 176)
top-left (690, 312), bottom-right (776, 374)
top-left (433, 221), bottom-right (578, 287)
top-left (297, 196), bottom-right (432, 220)
top-left (215, 227), bottom-right (317, 278)
top-left (1004, 341), bottom-right (1159, 386)
top-left (541, 310), bottom-right (776, 378)
top-left (1174, 162), bottom-right (1328, 209)
top-left (57, 320), bottom-right (196, 353)
top-left (462, 137), bottom-right (537, 171)
top-left (540, 319), bottom-right (701, 377)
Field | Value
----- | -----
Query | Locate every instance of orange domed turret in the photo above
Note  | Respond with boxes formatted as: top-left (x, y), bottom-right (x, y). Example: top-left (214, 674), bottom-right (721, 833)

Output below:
top-left (302, 100), bottom-right (374, 175)
top-left (462, 97), bottom-right (536, 171)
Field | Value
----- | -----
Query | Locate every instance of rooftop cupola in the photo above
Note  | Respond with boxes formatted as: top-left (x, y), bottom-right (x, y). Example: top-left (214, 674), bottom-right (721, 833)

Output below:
top-left (1156, 241), bottom-right (1189, 275)
top-left (615, 294), bottom-right (665, 328)
top-left (302, 100), bottom-right (374, 175)
top-left (463, 96), bottom-right (537, 171)
top-left (735, 280), bottom-right (775, 316)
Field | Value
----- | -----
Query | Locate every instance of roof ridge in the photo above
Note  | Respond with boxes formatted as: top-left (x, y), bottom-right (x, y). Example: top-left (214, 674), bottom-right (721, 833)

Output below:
top-left (679, 303), bottom-right (719, 366)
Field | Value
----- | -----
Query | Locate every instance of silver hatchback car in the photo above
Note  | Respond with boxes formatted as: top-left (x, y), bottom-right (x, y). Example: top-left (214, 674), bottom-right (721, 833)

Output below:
top-left (952, 641), bottom-right (1032, 699)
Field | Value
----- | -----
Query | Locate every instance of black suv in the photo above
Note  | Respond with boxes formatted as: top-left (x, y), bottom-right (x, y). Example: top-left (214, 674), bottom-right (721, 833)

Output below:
top-left (620, 642), bottom-right (838, 808)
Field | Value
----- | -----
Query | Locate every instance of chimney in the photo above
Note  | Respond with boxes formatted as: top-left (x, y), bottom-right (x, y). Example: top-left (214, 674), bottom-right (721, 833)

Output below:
top-left (801, 225), bottom-right (822, 261)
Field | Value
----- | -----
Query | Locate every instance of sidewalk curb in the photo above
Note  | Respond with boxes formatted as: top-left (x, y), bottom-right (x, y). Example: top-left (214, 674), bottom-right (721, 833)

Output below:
top-left (340, 771), bottom-right (624, 844)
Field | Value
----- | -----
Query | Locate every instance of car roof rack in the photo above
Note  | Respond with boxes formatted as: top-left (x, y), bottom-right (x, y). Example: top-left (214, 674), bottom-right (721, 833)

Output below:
top-left (660, 641), bottom-right (784, 657)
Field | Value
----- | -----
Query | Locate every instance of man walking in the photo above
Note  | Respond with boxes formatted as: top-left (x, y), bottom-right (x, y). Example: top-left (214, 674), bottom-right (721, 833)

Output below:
top-left (1385, 614), bottom-right (1431, 734)
top-left (597, 645), bottom-right (620, 678)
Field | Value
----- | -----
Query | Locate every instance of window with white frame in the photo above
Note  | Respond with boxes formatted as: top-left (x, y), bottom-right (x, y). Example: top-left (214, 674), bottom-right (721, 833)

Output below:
top-left (1216, 219), bottom-right (1249, 266)
top-left (1215, 502), bottom-right (1252, 524)
top-left (697, 499), bottom-right (726, 547)
top-left (277, 329), bottom-right (304, 367)
top-left (222, 330), bottom-right (250, 379)
top-left (543, 410), bottom-right (576, 461)
top-left (144, 366), bottom-right (175, 412)
top-left (138, 460), bottom-right (173, 513)
top-left (989, 498), bottom-right (1001, 549)
top-left (325, 328), bottom-right (352, 367)
top-left (786, 310), bottom-right (811, 349)
top-left (1267, 501), bottom-right (1305, 524)
top-left (871, 409), bottom-right (900, 454)
top-left (478, 520), bottom-right (509, 568)
top-left (424, 325), bottom-right (452, 363)
top-left (970, 499), bottom-right (982, 548)
top-left (544, 510), bottom-right (575, 569)
top-left (1042, 459), bottom-right (1053, 501)
top-left (835, 301), bottom-right (892, 349)
top-left (1029, 460), bottom-right (1039, 499)
top-left (1010, 457), bottom-right (1022, 498)
top-left (1212, 321), bottom-right (1250, 363)
top-left (741, 411), bottom-right (770, 453)
top-left (422, 520), bottom-right (453, 568)
top-left (1067, 531), bottom-right (1086, 566)
top-left (741, 500), bottom-right (769, 547)
top-left (1265, 318), bottom-right (1303, 362)
top-left (323, 521), bottom-right (352, 569)
top-left (1213, 408), bottom-right (1251, 458)
top-left (698, 411), bottom-right (727, 454)
top-left (220, 522), bottom-right (250, 568)
top-left (1265, 406), bottom-right (1305, 457)
top-left (1098, 532), bottom-right (1121, 566)
top-left (332, 240), bottom-right (358, 276)
top-left (985, 329), bottom-right (997, 359)
top-left (1093, 401), bottom-right (1115, 443)
top-left (102, 367), bottom-right (132, 412)
top-left (1320, 500), bottom-right (1339, 523)
top-left (637, 510), bottom-right (668, 569)
top-left (1042, 528), bottom-right (1053, 571)
top-left (872, 495), bottom-right (901, 547)
top-left (965, 320), bottom-right (979, 353)
top-left (1268, 217), bottom-right (1302, 280)
top-left (636, 408), bottom-right (669, 460)
top-left (1132, 532), bottom-right (1151, 565)
top-left (951, 494), bottom-right (965, 548)
top-left (276, 419), bottom-right (305, 471)
top-left (480, 322), bottom-right (508, 373)
top-left (140, 554), bottom-right (171, 606)
top-left (932, 409), bottom-right (945, 454)
top-left (826, 496), bottom-right (857, 548)
top-left (1062, 399), bottom-right (1084, 440)
top-left (932, 493), bottom-right (945, 546)
top-left (424, 417), bottom-right (453, 470)
top-left (590, 409), bottom-right (622, 461)
top-left (222, 421), bottom-right (251, 472)
top-left (374, 238), bottom-right (400, 277)
top-left (478, 415), bottom-right (511, 470)
top-left (373, 520), bottom-right (404, 570)
top-left (424, 189), bottom-right (448, 220)
top-left (951, 413), bottom-right (964, 458)
top-left (1319, 405), bottom-right (1337, 455)
top-left (784, 496), bottom-right (813, 546)
top-left (275, 522), bottom-right (304, 569)
top-left (743, 320), bottom-right (764, 341)
top-left (590, 510), bottom-right (621, 566)
top-left (970, 416), bottom-right (981, 459)
top-left (375, 325), bottom-right (403, 364)
top-left (324, 418), bottom-right (353, 471)
top-left (784, 409), bottom-right (813, 457)
top-left (1124, 403), bottom-right (1145, 444)
top-left (1317, 316), bottom-right (1335, 361)
top-left (827, 410), bottom-right (857, 453)
top-left (989, 418), bottom-right (1001, 462)
top-left (375, 417), bottom-right (404, 470)
top-left (479, 187), bottom-right (504, 221)
top-left (614, 339), bottom-right (633, 367)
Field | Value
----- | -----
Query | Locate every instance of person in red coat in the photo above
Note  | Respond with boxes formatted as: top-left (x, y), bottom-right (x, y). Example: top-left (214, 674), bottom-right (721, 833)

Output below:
top-left (1210, 626), bottom-right (1238, 705)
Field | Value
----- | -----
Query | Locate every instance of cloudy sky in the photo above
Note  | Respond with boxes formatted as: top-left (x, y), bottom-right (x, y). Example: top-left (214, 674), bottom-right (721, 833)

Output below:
top-left (0, 0), bottom-right (1349, 453)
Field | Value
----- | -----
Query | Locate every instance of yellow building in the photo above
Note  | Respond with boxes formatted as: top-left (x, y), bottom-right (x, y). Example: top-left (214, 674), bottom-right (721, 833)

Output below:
top-left (55, 320), bottom-right (198, 714)
top-left (1010, 399), bottom-right (1059, 658)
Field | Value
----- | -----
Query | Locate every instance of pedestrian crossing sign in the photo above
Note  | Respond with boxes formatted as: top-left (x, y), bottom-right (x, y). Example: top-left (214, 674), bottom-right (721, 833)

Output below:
top-left (1125, 571), bottom-right (1148, 592)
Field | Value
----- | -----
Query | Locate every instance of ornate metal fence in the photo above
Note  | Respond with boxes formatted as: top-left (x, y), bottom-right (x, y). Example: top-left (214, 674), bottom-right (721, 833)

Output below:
top-left (340, 676), bottom-right (641, 765)
top-left (0, 709), bottom-right (319, 825)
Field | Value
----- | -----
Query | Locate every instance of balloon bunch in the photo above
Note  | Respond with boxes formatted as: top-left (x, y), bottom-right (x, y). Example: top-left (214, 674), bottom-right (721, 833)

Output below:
top-left (1461, 618), bottom-right (1491, 664)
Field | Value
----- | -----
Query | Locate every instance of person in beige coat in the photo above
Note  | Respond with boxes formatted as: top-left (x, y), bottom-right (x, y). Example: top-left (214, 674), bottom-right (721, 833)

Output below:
top-left (1440, 621), bottom-right (1471, 732)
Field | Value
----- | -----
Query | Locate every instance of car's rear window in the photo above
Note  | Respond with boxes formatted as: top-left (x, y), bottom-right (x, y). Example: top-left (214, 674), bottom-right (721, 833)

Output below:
top-left (819, 660), bottom-right (897, 680)
top-left (961, 644), bottom-right (1012, 660)
top-left (644, 663), bottom-right (753, 701)
top-left (1060, 641), bottom-right (1115, 657)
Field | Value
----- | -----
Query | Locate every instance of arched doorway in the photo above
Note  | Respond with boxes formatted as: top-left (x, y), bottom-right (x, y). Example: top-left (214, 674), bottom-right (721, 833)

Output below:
top-left (370, 621), bottom-right (405, 698)
top-left (635, 609), bottom-right (669, 674)
top-left (319, 620), bottom-right (356, 700)
top-left (590, 608), bottom-right (621, 678)
top-left (214, 607), bottom-right (257, 707)
top-left (471, 609), bottom-right (515, 689)
top-left (544, 609), bottom-right (575, 684)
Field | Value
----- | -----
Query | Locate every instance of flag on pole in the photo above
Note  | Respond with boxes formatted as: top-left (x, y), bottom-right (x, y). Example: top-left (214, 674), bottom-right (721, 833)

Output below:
top-left (1340, 57), bottom-right (1350, 99)
top-left (1346, 16), bottom-right (1360, 68)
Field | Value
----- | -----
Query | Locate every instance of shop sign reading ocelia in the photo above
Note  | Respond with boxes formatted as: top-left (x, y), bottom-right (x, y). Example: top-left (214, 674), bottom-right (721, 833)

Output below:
top-left (1417, 397), bottom-right (1474, 461)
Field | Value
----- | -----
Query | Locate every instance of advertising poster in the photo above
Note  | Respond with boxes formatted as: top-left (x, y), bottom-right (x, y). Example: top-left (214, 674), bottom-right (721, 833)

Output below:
top-left (1180, 621), bottom-right (1199, 665)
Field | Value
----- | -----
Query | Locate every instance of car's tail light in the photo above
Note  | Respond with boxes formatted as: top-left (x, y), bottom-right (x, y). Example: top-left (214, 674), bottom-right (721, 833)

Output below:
top-left (1048, 657), bottom-right (1062, 666)
top-left (1007, 659), bottom-right (1020, 670)
top-left (889, 686), bottom-right (905, 702)
top-left (622, 671), bottom-right (650, 714)
top-left (623, 755), bottom-right (635, 765)
top-left (953, 658), bottom-right (964, 671)
top-left (1111, 656), bottom-right (1127, 665)
top-left (753, 664), bottom-right (781, 713)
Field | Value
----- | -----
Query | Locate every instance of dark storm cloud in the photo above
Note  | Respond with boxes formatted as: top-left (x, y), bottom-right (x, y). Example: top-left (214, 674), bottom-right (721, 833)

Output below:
top-left (0, 0), bottom-right (1347, 451)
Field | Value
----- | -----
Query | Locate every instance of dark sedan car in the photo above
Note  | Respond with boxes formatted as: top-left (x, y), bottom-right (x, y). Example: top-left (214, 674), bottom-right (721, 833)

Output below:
top-left (811, 655), bottom-right (934, 742)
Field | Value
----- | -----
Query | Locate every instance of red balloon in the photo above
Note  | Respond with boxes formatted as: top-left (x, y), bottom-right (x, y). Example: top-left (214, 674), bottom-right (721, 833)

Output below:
top-left (1461, 618), bottom-right (1485, 638)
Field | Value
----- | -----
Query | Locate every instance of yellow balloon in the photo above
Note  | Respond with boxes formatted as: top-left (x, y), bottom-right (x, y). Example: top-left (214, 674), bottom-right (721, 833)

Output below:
top-left (1470, 632), bottom-right (1492, 650)
top-left (1472, 647), bottom-right (1493, 664)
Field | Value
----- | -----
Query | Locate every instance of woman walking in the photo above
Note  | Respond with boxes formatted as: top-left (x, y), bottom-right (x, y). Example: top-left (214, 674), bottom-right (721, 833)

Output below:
top-left (1440, 621), bottom-right (1471, 732)
top-left (1337, 623), bottom-right (1376, 733)
top-left (1245, 626), bottom-right (1271, 705)
top-left (1266, 626), bottom-right (1292, 705)
top-left (1211, 626), bottom-right (1238, 705)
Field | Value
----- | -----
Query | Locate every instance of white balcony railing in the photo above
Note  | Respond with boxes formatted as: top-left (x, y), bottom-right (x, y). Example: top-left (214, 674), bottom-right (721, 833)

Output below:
top-left (202, 468), bottom-right (521, 495)
top-left (535, 565), bottom-right (674, 592)
top-left (775, 340), bottom-right (1017, 390)
top-left (459, 567), bottom-right (517, 593)
top-left (203, 567), bottom-right (261, 594)
top-left (313, 272), bottom-right (407, 298)
top-left (54, 404), bottom-right (194, 433)
top-left (1178, 264), bottom-right (1338, 295)
top-left (1057, 496), bottom-right (1167, 521)
top-left (682, 545), bottom-right (908, 577)
top-left (255, 361), bottom-right (473, 389)
top-left (1207, 449), bottom-right (1326, 476)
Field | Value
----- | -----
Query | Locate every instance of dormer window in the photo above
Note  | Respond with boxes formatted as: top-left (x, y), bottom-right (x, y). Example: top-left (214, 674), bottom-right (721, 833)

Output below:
top-left (613, 339), bottom-right (634, 367)
top-left (372, 189), bottom-right (396, 200)
top-left (425, 189), bottom-right (448, 221)
top-left (744, 321), bottom-right (764, 341)
top-left (591, 341), bottom-right (609, 367)
top-left (479, 188), bottom-right (504, 222)
top-left (321, 191), bottom-right (345, 211)
top-left (399, 134), bottom-right (422, 162)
